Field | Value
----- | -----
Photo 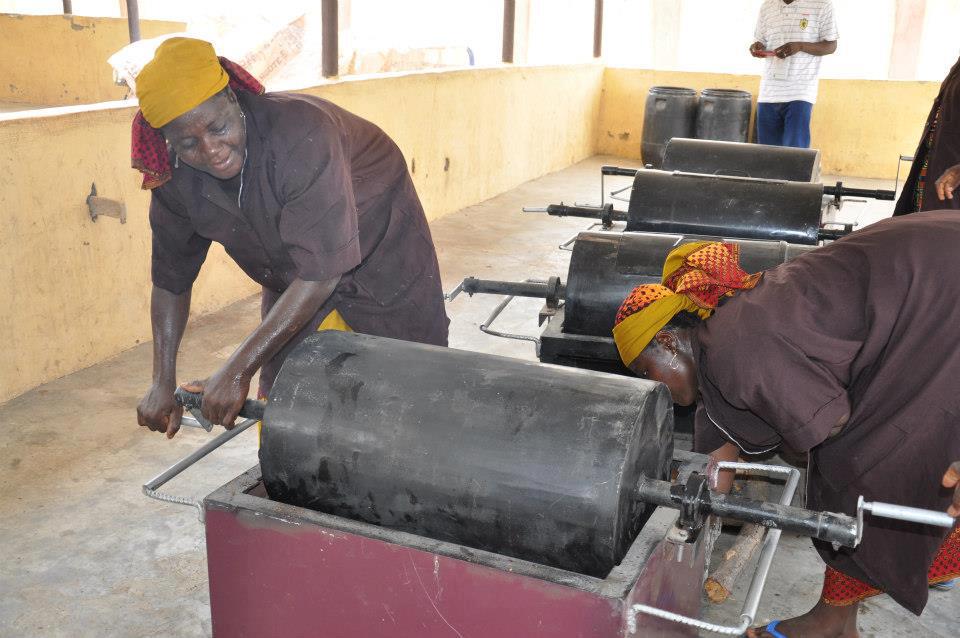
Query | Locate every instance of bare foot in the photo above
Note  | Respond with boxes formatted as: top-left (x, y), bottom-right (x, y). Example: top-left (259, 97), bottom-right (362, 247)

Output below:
top-left (746, 600), bottom-right (859, 638)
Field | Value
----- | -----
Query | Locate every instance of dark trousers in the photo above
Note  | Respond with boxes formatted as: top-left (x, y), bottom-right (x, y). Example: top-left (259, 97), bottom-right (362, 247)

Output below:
top-left (757, 100), bottom-right (814, 148)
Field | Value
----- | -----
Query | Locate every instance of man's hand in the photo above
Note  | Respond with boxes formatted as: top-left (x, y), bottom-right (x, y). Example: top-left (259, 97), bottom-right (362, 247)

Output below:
top-left (943, 461), bottom-right (960, 517)
top-left (749, 41), bottom-right (766, 58)
top-left (935, 164), bottom-right (960, 201)
top-left (191, 365), bottom-right (252, 429)
top-left (775, 42), bottom-right (804, 58)
top-left (137, 383), bottom-right (183, 439)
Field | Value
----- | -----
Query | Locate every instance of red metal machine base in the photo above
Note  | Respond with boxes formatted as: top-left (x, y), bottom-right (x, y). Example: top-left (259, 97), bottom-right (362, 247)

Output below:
top-left (204, 466), bottom-right (718, 638)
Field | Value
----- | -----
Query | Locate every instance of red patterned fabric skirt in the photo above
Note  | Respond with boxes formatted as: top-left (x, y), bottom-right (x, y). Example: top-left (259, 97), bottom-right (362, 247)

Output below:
top-left (821, 526), bottom-right (960, 606)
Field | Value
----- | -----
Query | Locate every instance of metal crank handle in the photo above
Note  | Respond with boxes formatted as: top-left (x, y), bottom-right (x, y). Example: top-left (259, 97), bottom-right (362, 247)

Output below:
top-left (855, 496), bottom-right (955, 545)
top-left (636, 476), bottom-right (859, 547)
top-left (174, 387), bottom-right (266, 422)
top-left (143, 417), bottom-right (258, 521)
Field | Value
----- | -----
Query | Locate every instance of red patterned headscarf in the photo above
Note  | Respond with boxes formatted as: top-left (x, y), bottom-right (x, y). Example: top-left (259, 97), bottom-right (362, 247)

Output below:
top-left (131, 57), bottom-right (264, 190)
top-left (612, 242), bottom-right (762, 366)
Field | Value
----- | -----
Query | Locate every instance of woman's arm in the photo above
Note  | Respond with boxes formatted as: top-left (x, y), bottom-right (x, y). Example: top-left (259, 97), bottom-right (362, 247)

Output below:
top-left (192, 276), bottom-right (340, 427)
top-left (136, 285), bottom-right (191, 437)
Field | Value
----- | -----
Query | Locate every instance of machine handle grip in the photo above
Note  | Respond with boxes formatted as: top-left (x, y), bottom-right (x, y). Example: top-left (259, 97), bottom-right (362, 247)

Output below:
top-left (600, 165), bottom-right (640, 177)
top-left (543, 203), bottom-right (627, 225)
top-left (174, 387), bottom-right (266, 422)
top-left (822, 183), bottom-right (896, 201)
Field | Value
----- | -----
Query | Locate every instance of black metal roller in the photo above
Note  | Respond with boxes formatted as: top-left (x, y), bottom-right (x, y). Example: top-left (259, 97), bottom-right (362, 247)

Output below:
top-left (563, 231), bottom-right (816, 337)
top-left (259, 331), bottom-right (674, 576)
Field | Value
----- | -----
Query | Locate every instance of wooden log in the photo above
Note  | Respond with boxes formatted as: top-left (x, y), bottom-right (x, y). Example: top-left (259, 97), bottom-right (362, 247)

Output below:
top-left (705, 475), bottom-right (772, 604)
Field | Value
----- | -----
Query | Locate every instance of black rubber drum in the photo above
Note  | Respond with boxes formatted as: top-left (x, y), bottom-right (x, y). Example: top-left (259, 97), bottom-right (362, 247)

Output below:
top-left (562, 231), bottom-right (816, 337)
top-left (662, 138), bottom-right (821, 183)
top-left (625, 170), bottom-right (825, 244)
top-left (260, 331), bottom-right (674, 577)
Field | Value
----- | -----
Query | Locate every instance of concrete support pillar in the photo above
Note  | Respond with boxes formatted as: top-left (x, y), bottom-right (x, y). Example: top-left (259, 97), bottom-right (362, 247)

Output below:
top-left (888, 0), bottom-right (927, 80)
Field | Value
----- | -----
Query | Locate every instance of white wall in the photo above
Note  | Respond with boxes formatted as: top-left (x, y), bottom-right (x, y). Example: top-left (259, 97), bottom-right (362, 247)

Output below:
top-left (604, 0), bottom-right (959, 82)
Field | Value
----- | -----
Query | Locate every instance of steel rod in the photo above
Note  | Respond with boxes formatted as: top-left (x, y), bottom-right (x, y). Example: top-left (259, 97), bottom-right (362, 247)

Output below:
top-left (143, 419), bottom-right (256, 494)
top-left (863, 500), bottom-right (955, 528)
top-left (125, 0), bottom-right (141, 43)
top-left (635, 475), bottom-right (857, 547)
top-left (502, 0), bottom-right (516, 63)
top-left (461, 277), bottom-right (566, 300)
top-left (823, 184), bottom-right (896, 201)
top-left (540, 203), bottom-right (628, 222)
top-left (593, 0), bottom-right (603, 58)
top-left (601, 165), bottom-right (639, 177)
top-left (62, 0), bottom-right (73, 14)
top-left (322, 0), bottom-right (339, 78)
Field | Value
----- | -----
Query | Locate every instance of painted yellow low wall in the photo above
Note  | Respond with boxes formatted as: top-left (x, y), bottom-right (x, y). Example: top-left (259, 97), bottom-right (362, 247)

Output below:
top-left (0, 64), bottom-right (602, 403)
top-left (598, 67), bottom-right (940, 179)
top-left (0, 14), bottom-right (185, 106)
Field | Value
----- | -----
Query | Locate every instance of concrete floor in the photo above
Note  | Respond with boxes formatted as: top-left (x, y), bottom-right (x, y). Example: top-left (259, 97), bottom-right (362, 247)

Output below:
top-left (1, 156), bottom-right (956, 637)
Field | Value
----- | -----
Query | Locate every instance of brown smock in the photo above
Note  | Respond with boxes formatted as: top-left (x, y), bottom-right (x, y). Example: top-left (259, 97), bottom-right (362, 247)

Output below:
top-left (693, 211), bottom-right (960, 614)
top-left (895, 55), bottom-right (960, 214)
top-left (148, 91), bottom-right (449, 394)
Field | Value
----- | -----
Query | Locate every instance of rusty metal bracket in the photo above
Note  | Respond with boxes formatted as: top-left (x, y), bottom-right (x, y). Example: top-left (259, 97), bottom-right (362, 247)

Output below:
top-left (87, 183), bottom-right (127, 224)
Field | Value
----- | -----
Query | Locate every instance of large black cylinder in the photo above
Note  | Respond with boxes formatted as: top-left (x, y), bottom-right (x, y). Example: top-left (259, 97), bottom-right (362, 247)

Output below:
top-left (562, 232), bottom-right (815, 337)
top-left (695, 89), bottom-right (752, 143)
top-left (662, 138), bottom-right (821, 182)
top-left (641, 86), bottom-right (698, 168)
top-left (260, 331), bottom-right (674, 577)
top-left (626, 170), bottom-right (824, 244)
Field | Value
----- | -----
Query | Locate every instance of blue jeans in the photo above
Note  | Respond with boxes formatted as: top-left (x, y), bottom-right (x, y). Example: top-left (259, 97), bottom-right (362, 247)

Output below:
top-left (757, 101), bottom-right (813, 148)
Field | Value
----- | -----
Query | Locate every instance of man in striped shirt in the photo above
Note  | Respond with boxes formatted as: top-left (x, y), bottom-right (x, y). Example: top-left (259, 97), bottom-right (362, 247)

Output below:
top-left (750, 0), bottom-right (838, 148)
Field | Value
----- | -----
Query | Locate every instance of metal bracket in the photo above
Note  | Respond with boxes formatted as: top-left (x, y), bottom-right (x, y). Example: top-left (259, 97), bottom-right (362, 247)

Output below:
top-left (142, 418), bottom-right (257, 522)
top-left (628, 461), bottom-right (801, 636)
top-left (673, 472), bottom-right (709, 543)
top-left (86, 182), bottom-right (127, 224)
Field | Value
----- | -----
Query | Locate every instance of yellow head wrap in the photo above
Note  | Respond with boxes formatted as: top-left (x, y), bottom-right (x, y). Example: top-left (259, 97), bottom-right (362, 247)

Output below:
top-left (135, 38), bottom-right (229, 129)
top-left (612, 242), bottom-right (762, 368)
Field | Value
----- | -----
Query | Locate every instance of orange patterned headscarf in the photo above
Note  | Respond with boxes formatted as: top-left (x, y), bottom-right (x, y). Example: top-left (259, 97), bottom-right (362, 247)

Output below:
top-left (612, 242), bottom-right (762, 367)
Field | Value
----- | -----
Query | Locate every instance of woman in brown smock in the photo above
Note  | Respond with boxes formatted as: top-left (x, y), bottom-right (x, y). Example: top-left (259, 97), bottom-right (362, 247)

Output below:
top-left (895, 55), bottom-right (960, 214)
top-left (132, 38), bottom-right (448, 435)
top-left (611, 214), bottom-right (960, 637)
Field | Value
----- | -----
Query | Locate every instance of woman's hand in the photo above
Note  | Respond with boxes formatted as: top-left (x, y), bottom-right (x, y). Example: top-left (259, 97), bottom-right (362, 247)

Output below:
top-left (137, 382), bottom-right (183, 439)
top-left (935, 164), bottom-right (960, 201)
top-left (186, 365), bottom-right (251, 429)
top-left (942, 461), bottom-right (960, 517)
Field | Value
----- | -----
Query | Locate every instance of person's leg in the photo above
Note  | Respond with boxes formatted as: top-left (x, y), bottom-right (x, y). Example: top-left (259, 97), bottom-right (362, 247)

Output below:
top-left (746, 600), bottom-right (859, 638)
top-left (781, 100), bottom-right (814, 148)
top-left (749, 527), bottom-right (960, 637)
top-left (756, 102), bottom-right (786, 145)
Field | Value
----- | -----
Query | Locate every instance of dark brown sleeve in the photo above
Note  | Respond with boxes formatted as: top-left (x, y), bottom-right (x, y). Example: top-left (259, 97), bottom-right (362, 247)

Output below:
top-left (700, 337), bottom-right (851, 455)
top-left (276, 118), bottom-right (362, 282)
top-left (149, 186), bottom-right (211, 294)
top-left (693, 404), bottom-right (732, 454)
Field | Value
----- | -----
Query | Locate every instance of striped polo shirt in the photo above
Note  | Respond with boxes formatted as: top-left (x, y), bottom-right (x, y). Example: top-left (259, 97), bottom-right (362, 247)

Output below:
top-left (755, 0), bottom-right (839, 104)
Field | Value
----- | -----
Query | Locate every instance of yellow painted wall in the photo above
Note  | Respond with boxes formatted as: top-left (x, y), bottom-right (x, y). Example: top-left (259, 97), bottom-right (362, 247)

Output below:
top-left (0, 14), bottom-right (185, 106)
top-left (598, 67), bottom-right (941, 179)
top-left (0, 64), bottom-right (603, 403)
